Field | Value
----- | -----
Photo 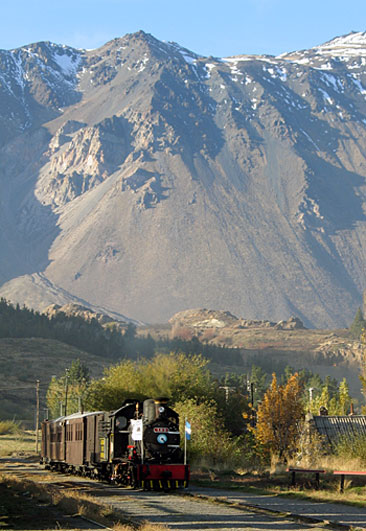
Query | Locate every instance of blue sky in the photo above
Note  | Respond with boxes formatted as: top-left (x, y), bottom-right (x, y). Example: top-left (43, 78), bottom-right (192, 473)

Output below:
top-left (2, 0), bottom-right (366, 57)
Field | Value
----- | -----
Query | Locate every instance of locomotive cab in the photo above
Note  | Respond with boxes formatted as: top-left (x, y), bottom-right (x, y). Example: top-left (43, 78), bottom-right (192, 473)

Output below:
top-left (111, 400), bottom-right (139, 458)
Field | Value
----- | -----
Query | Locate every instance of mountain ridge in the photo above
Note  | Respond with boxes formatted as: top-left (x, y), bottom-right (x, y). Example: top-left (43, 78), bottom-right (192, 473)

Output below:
top-left (1, 31), bottom-right (366, 326)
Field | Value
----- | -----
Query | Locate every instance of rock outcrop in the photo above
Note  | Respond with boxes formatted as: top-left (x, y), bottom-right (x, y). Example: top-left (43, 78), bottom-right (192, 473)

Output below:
top-left (169, 308), bottom-right (305, 331)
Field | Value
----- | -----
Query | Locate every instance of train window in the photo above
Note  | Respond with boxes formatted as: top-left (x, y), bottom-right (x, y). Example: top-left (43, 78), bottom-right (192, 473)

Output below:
top-left (66, 425), bottom-right (74, 441)
top-left (115, 416), bottom-right (128, 430)
top-left (75, 424), bottom-right (83, 440)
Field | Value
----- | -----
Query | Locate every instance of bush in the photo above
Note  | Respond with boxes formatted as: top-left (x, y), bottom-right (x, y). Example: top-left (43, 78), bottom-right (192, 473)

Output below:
top-left (174, 398), bottom-right (256, 468)
top-left (335, 434), bottom-right (366, 466)
top-left (295, 423), bottom-right (326, 468)
top-left (0, 420), bottom-right (20, 435)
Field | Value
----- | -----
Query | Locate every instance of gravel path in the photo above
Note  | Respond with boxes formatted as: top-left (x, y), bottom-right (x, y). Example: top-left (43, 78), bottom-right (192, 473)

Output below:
top-left (94, 487), bottom-right (327, 530)
top-left (190, 486), bottom-right (366, 530)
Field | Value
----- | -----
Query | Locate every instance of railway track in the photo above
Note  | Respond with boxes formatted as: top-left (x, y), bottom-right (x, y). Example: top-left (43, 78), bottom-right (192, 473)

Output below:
top-left (1, 458), bottom-right (366, 530)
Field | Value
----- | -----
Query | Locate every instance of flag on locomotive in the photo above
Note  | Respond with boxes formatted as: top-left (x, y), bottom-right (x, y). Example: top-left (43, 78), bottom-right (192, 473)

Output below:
top-left (41, 397), bottom-right (190, 490)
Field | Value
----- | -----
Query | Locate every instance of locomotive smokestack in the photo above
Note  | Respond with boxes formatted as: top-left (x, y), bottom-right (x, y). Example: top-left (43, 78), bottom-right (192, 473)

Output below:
top-left (143, 398), bottom-right (170, 423)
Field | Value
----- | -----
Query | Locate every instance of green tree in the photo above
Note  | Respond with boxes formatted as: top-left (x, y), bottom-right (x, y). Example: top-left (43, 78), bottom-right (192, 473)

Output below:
top-left (86, 353), bottom-right (216, 411)
top-left (349, 307), bottom-right (366, 339)
top-left (86, 359), bottom-right (144, 411)
top-left (47, 360), bottom-right (90, 418)
top-left (311, 385), bottom-right (331, 414)
top-left (337, 378), bottom-right (352, 415)
top-left (140, 353), bottom-right (215, 404)
top-left (308, 377), bottom-right (352, 415)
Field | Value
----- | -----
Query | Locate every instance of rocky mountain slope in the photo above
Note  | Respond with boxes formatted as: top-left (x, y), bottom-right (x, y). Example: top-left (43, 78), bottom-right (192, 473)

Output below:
top-left (1, 31), bottom-right (366, 327)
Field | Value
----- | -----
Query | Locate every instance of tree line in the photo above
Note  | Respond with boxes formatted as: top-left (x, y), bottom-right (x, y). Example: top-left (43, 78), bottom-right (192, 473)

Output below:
top-left (47, 354), bottom-right (356, 466)
top-left (0, 298), bottom-right (243, 365)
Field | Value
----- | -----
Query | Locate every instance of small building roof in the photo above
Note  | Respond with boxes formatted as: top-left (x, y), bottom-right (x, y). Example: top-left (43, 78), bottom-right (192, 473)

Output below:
top-left (309, 414), bottom-right (366, 446)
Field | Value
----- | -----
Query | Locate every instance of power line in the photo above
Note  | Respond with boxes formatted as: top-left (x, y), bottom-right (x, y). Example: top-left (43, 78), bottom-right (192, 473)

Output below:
top-left (0, 385), bottom-right (48, 391)
top-left (0, 386), bottom-right (35, 390)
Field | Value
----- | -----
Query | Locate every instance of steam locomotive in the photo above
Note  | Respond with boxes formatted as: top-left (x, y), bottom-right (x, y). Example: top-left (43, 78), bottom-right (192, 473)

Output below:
top-left (41, 397), bottom-right (189, 490)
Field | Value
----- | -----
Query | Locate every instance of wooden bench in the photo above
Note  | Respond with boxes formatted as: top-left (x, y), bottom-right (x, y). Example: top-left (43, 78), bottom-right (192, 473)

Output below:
top-left (333, 470), bottom-right (366, 493)
top-left (287, 468), bottom-right (325, 490)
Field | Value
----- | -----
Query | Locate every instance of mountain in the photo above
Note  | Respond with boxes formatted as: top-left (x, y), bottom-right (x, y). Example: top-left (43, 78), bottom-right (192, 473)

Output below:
top-left (0, 273), bottom-right (138, 324)
top-left (1, 31), bottom-right (366, 327)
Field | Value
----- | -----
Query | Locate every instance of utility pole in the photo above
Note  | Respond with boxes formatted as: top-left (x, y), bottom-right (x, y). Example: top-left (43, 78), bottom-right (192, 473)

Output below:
top-left (35, 380), bottom-right (40, 454)
top-left (219, 386), bottom-right (234, 402)
top-left (247, 381), bottom-right (256, 428)
top-left (250, 382), bottom-right (254, 408)
top-left (64, 369), bottom-right (69, 417)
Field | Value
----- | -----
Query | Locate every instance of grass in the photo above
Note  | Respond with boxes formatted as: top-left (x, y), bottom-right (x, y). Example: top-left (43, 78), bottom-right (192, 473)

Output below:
top-left (273, 485), bottom-right (366, 508)
top-left (190, 464), bottom-right (366, 507)
top-left (0, 429), bottom-right (36, 456)
top-left (0, 419), bottom-right (21, 435)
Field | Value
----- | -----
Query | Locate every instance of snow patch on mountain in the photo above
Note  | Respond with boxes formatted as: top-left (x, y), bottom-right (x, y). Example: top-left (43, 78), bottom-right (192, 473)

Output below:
top-left (351, 75), bottom-right (366, 95)
top-left (52, 50), bottom-right (82, 76)
top-left (319, 87), bottom-right (334, 105)
top-left (321, 72), bottom-right (343, 92)
top-left (279, 32), bottom-right (366, 70)
top-left (166, 41), bottom-right (199, 64)
top-left (316, 32), bottom-right (366, 57)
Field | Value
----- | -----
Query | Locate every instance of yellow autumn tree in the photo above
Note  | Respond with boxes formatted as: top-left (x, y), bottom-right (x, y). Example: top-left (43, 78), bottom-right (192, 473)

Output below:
top-left (256, 373), bottom-right (304, 461)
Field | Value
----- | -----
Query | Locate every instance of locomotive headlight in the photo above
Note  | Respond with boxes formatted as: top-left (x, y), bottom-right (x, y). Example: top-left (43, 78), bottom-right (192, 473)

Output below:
top-left (157, 433), bottom-right (168, 444)
top-left (158, 406), bottom-right (165, 413)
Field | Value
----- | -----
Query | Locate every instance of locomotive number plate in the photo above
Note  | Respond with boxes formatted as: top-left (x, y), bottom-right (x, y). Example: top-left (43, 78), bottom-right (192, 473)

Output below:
top-left (153, 427), bottom-right (169, 433)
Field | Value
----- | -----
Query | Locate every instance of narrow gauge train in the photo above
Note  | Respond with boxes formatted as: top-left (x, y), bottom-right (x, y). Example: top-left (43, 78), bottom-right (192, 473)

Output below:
top-left (41, 397), bottom-right (189, 490)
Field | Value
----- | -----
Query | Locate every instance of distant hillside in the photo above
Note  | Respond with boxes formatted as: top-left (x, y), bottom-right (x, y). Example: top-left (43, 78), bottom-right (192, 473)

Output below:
top-left (0, 297), bottom-right (132, 359)
top-left (0, 338), bottom-right (106, 422)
